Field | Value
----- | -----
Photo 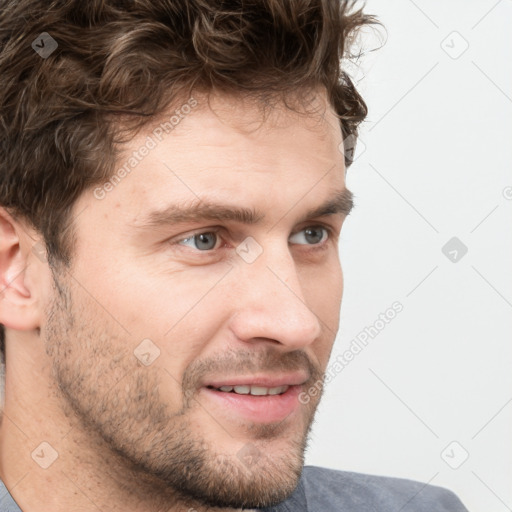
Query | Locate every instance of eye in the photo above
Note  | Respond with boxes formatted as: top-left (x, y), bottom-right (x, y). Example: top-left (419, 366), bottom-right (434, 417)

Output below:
top-left (177, 230), bottom-right (222, 251)
top-left (175, 225), bottom-right (332, 253)
top-left (289, 226), bottom-right (330, 246)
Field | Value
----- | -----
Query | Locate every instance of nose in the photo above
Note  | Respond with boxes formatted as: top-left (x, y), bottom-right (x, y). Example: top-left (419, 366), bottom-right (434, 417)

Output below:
top-left (227, 244), bottom-right (323, 350)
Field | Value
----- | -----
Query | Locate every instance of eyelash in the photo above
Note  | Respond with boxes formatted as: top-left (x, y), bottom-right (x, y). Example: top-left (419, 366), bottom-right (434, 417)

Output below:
top-left (171, 224), bottom-right (336, 254)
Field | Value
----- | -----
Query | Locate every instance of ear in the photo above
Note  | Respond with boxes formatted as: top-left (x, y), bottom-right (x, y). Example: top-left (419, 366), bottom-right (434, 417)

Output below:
top-left (0, 208), bottom-right (42, 332)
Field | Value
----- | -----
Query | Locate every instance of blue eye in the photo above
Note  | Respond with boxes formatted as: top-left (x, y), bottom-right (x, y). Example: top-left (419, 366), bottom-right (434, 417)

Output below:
top-left (178, 231), bottom-right (220, 251)
top-left (289, 226), bottom-right (329, 245)
top-left (175, 225), bottom-right (332, 252)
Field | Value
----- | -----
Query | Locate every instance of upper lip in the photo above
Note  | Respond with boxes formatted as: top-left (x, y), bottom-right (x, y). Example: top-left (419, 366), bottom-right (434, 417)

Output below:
top-left (202, 372), bottom-right (309, 389)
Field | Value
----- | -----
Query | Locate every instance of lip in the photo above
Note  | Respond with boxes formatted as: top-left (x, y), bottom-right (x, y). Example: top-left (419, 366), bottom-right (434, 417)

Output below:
top-left (202, 371), bottom-right (309, 389)
top-left (200, 384), bottom-right (303, 423)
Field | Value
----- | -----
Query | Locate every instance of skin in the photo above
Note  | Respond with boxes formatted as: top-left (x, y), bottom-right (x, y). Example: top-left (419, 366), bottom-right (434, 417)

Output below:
top-left (0, 89), bottom-right (350, 512)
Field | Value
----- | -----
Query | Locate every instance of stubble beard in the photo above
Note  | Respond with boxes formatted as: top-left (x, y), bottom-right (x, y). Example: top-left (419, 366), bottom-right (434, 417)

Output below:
top-left (43, 268), bottom-right (324, 509)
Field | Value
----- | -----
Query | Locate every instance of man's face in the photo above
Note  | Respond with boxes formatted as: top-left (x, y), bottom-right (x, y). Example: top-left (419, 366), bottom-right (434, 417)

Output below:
top-left (42, 91), bottom-right (350, 508)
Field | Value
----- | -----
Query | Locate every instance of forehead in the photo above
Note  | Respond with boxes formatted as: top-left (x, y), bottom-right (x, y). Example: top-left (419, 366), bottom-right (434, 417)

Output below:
top-left (127, 91), bottom-right (343, 182)
top-left (148, 88), bottom-right (340, 138)
top-left (75, 91), bottom-right (347, 238)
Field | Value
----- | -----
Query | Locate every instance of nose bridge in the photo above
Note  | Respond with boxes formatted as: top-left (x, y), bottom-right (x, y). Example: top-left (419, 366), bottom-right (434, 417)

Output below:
top-left (228, 239), bottom-right (323, 348)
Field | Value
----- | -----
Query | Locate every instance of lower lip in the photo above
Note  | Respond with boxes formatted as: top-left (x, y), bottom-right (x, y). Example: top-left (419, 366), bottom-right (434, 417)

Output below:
top-left (200, 385), bottom-right (302, 423)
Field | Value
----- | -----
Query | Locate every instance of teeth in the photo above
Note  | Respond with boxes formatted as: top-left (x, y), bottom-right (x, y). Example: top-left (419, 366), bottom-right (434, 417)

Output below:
top-left (216, 385), bottom-right (289, 396)
top-left (268, 386), bottom-right (288, 395)
top-left (249, 386), bottom-right (269, 396)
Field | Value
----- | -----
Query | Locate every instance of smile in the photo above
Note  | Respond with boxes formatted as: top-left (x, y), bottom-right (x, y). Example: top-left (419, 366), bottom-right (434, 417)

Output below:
top-left (207, 384), bottom-right (290, 396)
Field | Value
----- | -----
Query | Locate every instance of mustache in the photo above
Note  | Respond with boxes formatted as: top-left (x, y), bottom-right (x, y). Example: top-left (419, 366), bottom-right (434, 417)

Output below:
top-left (181, 348), bottom-right (322, 391)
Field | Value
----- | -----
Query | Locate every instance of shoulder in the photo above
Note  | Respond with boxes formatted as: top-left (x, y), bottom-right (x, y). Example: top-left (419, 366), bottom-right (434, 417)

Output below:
top-left (298, 465), bottom-right (469, 512)
top-left (0, 478), bottom-right (22, 512)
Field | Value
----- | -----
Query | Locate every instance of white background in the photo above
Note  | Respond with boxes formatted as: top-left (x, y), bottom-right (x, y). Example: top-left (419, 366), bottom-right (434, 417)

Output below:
top-left (305, 2), bottom-right (512, 512)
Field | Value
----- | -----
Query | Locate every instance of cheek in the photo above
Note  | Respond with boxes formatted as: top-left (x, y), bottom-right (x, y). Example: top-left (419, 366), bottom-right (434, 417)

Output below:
top-left (107, 272), bottom-right (231, 384)
top-left (98, 259), bottom-right (232, 343)
top-left (301, 258), bottom-right (343, 325)
top-left (297, 259), bottom-right (343, 368)
top-left (46, 283), bottom-right (188, 423)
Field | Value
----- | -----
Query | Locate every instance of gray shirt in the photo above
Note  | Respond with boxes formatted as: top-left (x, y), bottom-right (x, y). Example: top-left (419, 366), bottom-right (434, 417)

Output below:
top-left (0, 465), bottom-right (469, 511)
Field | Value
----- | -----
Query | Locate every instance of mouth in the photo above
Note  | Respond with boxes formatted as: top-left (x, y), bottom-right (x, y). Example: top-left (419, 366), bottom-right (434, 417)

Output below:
top-left (199, 373), bottom-right (309, 424)
top-left (206, 384), bottom-right (290, 396)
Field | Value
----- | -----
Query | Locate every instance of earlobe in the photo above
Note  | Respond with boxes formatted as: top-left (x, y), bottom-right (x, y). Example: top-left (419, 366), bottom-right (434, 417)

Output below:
top-left (0, 208), bottom-right (41, 332)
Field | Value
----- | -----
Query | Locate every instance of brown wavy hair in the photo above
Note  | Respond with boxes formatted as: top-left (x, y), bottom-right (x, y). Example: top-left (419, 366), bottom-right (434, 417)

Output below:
top-left (0, 0), bottom-right (377, 354)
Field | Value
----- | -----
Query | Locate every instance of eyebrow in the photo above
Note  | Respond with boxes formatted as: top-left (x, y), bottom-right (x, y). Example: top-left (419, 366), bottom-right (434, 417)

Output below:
top-left (134, 188), bottom-right (354, 230)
